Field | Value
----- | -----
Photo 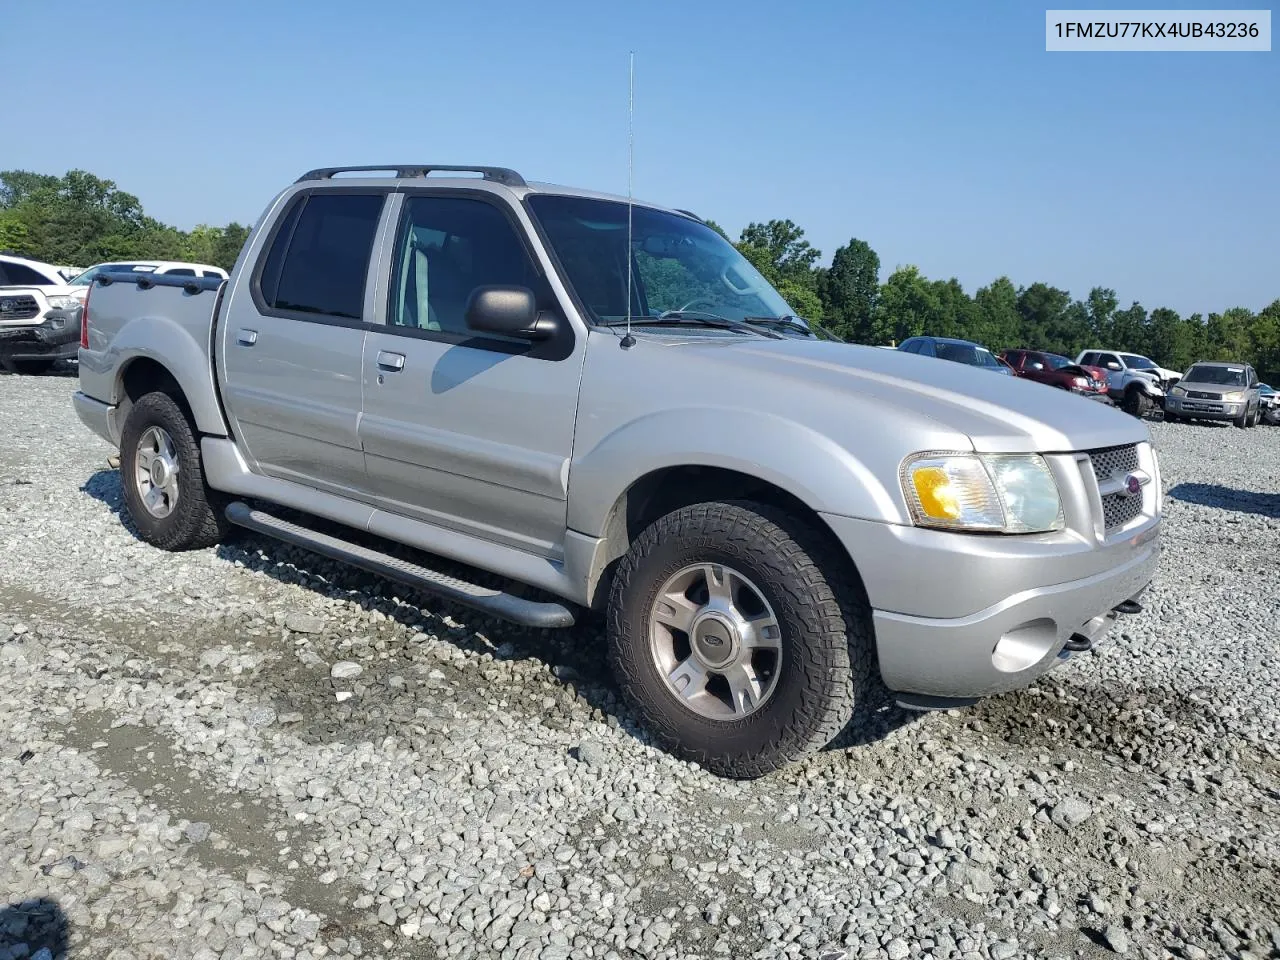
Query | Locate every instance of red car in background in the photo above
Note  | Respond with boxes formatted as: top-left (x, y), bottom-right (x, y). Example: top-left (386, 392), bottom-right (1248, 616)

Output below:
top-left (999, 349), bottom-right (1112, 402)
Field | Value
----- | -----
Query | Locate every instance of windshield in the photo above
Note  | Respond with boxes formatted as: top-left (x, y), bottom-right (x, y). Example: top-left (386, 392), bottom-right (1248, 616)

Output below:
top-left (1184, 364), bottom-right (1246, 386)
top-left (1044, 353), bottom-right (1073, 370)
top-left (937, 342), bottom-right (1001, 367)
top-left (1119, 353), bottom-right (1157, 370)
top-left (526, 195), bottom-right (794, 327)
top-left (70, 263), bottom-right (157, 286)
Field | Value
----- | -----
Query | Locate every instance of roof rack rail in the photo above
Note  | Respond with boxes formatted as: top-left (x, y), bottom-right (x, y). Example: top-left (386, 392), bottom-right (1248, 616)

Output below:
top-left (673, 208), bottom-right (704, 222)
top-left (295, 164), bottom-right (527, 187)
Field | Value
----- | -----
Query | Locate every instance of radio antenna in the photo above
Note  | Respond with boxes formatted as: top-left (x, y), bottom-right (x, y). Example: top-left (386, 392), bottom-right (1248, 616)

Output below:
top-left (621, 50), bottom-right (637, 349)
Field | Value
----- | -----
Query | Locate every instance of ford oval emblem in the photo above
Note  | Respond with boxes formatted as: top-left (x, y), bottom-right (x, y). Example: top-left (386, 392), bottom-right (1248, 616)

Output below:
top-left (1125, 474), bottom-right (1142, 496)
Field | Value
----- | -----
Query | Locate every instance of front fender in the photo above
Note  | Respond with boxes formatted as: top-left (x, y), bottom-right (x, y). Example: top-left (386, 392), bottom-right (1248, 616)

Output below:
top-left (104, 315), bottom-right (228, 436)
top-left (566, 407), bottom-right (905, 537)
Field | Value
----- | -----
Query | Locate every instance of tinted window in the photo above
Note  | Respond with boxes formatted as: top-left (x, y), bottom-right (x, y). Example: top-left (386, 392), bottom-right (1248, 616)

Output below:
top-left (1098, 353), bottom-right (1120, 368)
top-left (389, 196), bottom-right (546, 335)
top-left (900, 339), bottom-right (920, 353)
top-left (1, 262), bottom-right (57, 285)
top-left (264, 193), bottom-right (383, 320)
top-left (202, 270), bottom-right (223, 279)
top-left (167, 268), bottom-right (196, 277)
top-left (917, 340), bottom-right (936, 358)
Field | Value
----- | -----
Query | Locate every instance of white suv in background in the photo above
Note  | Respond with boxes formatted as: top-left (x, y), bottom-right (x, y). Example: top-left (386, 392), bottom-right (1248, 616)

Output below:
top-left (0, 258), bottom-right (228, 373)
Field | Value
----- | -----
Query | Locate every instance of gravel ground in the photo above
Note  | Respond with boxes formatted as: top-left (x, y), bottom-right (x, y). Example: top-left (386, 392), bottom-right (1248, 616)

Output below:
top-left (1, 369), bottom-right (1277, 960)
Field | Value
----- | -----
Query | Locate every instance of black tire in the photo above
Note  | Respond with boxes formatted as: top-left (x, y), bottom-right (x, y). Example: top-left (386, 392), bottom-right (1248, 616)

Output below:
top-left (1164, 412), bottom-right (1181, 424)
top-left (1234, 405), bottom-right (1249, 428)
top-left (606, 500), bottom-right (872, 779)
top-left (2, 357), bottom-right (55, 375)
top-left (1122, 387), bottom-right (1152, 418)
top-left (119, 391), bottom-right (229, 551)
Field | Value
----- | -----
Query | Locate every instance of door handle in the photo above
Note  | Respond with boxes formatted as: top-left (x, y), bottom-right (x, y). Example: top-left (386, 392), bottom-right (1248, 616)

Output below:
top-left (237, 329), bottom-right (258, 346)
top-left (377, 351), bottom-right (406, 371)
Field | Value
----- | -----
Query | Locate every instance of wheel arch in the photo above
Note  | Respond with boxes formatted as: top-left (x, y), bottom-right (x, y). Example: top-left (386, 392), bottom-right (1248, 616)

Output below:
top-left (106, 316), bottom-right (229, 438)
top-left (579, 463), bottom-right (872, 613)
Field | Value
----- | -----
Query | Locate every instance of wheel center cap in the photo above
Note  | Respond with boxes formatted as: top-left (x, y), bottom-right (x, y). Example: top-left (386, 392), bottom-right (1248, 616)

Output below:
top-left (691, 613), bottom-right (739, 668)
top-left (150, 458), bottom-right (170, 487)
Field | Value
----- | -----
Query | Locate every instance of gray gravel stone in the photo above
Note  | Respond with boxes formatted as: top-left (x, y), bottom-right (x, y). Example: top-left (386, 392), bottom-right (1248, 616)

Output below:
top-left (1103, 924), bottom-right (1130, 953)
top-left (1, 378), bottom-right (1277, 960)
top-left (286, 613), bottom-right (327, 634)
top-left (1049, 797), bottom-right (1093, 828)
top-left (330, 660), bottom-right (363, 680)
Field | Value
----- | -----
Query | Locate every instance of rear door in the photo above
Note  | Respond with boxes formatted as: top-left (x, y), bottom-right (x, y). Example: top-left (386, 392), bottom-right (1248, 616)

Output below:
top-left (358, 190), bottom-right (584, 558)
top-left (219, 189), bottom-right (389, 497)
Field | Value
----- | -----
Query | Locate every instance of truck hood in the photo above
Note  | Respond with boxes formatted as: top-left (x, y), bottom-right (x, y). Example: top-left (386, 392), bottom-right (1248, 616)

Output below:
top-left (706, 338), bottom-right (1150, 453)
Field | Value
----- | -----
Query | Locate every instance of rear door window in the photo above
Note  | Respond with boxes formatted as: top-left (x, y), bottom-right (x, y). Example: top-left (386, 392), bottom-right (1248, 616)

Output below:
top-left (259, 193), bottom-right (385, 320)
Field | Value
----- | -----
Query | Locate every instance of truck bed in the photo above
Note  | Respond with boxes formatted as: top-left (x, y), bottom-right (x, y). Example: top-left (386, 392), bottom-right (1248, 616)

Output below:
top-left (78, 272), bottom-right (227, 436)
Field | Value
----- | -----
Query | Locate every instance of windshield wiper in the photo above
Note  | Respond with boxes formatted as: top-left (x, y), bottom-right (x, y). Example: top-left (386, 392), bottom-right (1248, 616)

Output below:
top-left (599, 311), bottom-right (783, 339)
top-left (744, 315), bottom-right (843, 342)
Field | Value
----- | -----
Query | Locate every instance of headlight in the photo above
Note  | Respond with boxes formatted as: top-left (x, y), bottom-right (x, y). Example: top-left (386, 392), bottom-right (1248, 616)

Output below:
top-left (46, 295), bottom-right (80, 310)
top-left (901, 453), bottom-right (1064, 534)
top-left (1223, 391), bottom-right (1245, 402)
top-left (1169, 385), bottom-right (1185, 396)
top-left (1072, 376), bottom-right (1088, 388)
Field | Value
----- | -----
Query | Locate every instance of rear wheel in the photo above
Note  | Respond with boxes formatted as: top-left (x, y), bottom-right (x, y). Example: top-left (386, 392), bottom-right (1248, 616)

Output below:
top-left (607, 500), bottom-right (872, 779)
top-left (119, 391), bottom-right (229, 550)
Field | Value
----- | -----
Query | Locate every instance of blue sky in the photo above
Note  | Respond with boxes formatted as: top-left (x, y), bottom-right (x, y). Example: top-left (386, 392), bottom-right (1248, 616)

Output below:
top-left (6, 0), bottom-right (1277, 314)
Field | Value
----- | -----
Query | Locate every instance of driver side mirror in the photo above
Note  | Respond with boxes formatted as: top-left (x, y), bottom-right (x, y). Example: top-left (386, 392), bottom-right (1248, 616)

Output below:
top-left (1106, 361), bottom-right (1121, 371)
top-left (464, 285), bottom-right (556, 340)
top-left (1029, 362), bottom-right (1044, 371)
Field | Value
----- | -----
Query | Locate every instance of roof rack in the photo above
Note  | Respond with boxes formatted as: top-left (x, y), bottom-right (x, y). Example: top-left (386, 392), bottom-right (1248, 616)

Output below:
top-left (673, 208), bottom-right (704, 223)
top-left (295, 165), bottom-right (527, 187)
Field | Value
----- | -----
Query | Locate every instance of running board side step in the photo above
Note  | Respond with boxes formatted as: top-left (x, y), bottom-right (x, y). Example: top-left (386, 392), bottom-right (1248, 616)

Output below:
top-left (224, 502), bottom-right (576, 629)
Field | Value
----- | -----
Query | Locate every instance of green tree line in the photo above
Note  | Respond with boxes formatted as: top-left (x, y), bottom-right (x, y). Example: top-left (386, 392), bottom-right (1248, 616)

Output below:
top-left (4, 169), bottom-right (1276, 380)
top-left (0, 169), bottom-right (249, 274)
top-left (731, 218), bottom-right (1280, 381)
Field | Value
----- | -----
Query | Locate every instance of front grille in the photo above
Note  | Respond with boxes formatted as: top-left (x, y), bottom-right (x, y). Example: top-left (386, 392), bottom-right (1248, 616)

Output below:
top-left (0, 295), bottom-right (39, 321)
top-left (1187, 390), bottom-right (1220, 400)
top-left (1087, 444), bottom-right (1143, 533)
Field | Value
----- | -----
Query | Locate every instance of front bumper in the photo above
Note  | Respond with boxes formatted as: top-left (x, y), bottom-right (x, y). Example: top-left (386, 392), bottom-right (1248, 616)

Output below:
top-left (822, 461), bottom-right (1162, 701)
top-left (0, 309), bottom-right (82, 361)
top-left (1164, 396), bottom-right (1243, 420)
top-left (868, 539), bottom-right (1156, 699)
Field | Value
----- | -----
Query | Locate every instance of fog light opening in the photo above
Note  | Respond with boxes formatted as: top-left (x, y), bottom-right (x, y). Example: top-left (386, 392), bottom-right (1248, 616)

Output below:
top-left (992, 618), bottom-right (1059, 673)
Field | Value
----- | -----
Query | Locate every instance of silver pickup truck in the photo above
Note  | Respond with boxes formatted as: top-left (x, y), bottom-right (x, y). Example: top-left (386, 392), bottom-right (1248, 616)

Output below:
top-left (73, 164), bottom-right (1162, 777)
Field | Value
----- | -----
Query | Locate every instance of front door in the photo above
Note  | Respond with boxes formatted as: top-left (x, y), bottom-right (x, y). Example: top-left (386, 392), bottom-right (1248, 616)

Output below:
top-left (219, 190), bottom-right (388, 497)
top-left (359, 191), bottom-right (584, 558)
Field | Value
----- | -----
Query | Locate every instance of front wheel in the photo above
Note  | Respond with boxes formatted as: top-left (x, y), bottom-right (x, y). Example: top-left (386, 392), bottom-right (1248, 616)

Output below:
top-left (119, 391), bottom-right (229, 551)
top-left (1234, 405), bottom-right (1250, 428)
top-left (606, 501), bottom-right (872, 778)
top-left (1122, 387), bottom-right (1153, 418)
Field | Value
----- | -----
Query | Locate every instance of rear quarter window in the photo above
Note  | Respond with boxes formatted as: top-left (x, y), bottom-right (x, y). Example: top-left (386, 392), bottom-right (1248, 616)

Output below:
top-left (258, 193), bottom-right (384, 320)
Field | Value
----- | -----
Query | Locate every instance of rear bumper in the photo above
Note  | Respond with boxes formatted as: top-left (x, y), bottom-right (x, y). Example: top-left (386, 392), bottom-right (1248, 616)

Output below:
top-left (73, 391), bottom-right (119, 447)
top-left (823, 511), bottom-right (1160, 699)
